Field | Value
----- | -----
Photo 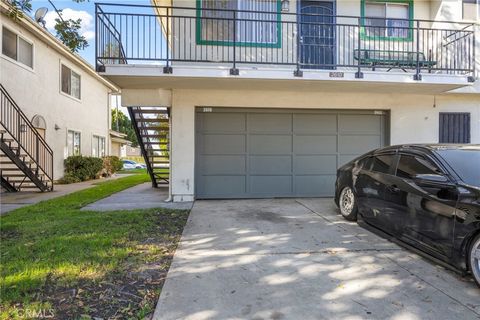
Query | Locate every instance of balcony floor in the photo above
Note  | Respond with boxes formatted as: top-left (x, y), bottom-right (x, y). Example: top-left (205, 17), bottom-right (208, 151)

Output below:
top-left (100, 64), bottom-right (473, 94)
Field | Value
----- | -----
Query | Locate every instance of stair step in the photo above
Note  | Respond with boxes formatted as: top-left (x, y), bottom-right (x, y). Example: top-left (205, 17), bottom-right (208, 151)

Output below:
top-left (1, 138), bottom-right (14, 142)
top-left (133, 109), bottom-right (169, 115)
top-left (3, 174), bottom-right (28, 178)
top-left (136, 126), bottom-right (169, 131)
top-left (135, 118), bottom-right (169, 123)
top-left (144, 142), bottom-right (168, 145)
top-left (141, 135), bottom-right (168, 139)
top-left (0, 160), bottom-right (33, 165)
top-left (4, 173), bottom-right (43, 177)
top-left (1, 168), bottom-right (23, 171)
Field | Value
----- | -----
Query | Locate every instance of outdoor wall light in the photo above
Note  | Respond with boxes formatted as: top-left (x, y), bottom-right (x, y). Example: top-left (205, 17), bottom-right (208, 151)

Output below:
top-left (54, 124), bottom-right (61, 131)
top-left (281, 0), bottom-right (290, 12)
top-left (20, 124), bottom-right (27, 133)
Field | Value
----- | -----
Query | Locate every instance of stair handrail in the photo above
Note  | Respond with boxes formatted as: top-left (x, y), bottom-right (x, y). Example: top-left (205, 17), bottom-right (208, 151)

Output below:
top-left (128, 107), bottom-right (158, 187)
top-left (0, 84), bottom-right (54, 184)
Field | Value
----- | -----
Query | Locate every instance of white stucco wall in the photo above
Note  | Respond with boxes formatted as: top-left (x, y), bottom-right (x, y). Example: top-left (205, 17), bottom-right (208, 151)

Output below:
top-left (0, 15), bottom-right (114, 180)
top-left (163, 88), bottom-right (480, 201)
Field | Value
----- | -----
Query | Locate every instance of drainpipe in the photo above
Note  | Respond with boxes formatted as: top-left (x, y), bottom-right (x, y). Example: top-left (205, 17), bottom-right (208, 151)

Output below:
top-left (164, 107), bottom-right (172, 203)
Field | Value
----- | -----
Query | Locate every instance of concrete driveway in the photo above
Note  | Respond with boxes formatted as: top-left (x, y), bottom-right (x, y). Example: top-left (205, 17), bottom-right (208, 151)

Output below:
top-left (153, 199), bottom-right (480, 320)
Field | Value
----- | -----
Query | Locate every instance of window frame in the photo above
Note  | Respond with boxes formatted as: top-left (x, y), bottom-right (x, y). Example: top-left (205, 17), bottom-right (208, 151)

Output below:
top-left (67, 129), bottom-right (82, 157)
top-left (1, 26), bottom-right (34, 70)
top-left (60, 63), bottom-right (82, 101)
top-left (360, 0), bottom-right (414, 42)
top-left (92, 135), bottom-right (106, 158)
top-left (195, 0), bottom-right (282, 48)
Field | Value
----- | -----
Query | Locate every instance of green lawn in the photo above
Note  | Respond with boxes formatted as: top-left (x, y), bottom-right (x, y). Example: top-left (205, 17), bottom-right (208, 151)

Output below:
top-left (0, 174), bottom-right (189, 319)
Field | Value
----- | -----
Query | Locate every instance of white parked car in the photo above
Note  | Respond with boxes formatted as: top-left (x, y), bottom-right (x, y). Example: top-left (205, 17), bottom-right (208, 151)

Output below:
top-left (122, 160), bottom-right (146, 170)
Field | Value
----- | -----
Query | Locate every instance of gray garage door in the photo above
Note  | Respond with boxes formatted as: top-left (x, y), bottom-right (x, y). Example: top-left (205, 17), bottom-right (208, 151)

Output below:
top-left (195, 108), bottom-right (388, 199)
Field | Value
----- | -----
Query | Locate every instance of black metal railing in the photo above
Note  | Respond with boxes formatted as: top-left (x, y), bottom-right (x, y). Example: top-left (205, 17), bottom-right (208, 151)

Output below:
top-left (96, 3), bottom-right (476, 79)
top-left (0, 84), bottom-right (54, 187)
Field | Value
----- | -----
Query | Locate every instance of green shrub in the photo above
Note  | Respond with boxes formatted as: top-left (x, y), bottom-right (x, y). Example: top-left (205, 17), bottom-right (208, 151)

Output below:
top-left (57, 173), bottom-right (81, 184)
top-left (64, 156), bottom-right (104, 182)
top-left (102, 156), bottom-right (123, 177)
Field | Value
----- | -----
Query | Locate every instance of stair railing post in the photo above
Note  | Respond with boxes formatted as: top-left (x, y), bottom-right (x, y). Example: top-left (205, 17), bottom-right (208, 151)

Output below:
top-left (163, 7), bottom-right (172, 74)
top-left (356, 17), bottom-right (363, 79)
top-left (414, 20), bottom-right (422, 81)
top-left (230, 10), bottom-right (239, 75)
top-left (36, 136), bottom-right (40, 175)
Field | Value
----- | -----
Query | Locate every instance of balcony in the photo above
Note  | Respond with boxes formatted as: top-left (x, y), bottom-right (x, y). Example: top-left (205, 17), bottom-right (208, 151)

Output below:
top-left (95, 3), bottom-right (476, 92)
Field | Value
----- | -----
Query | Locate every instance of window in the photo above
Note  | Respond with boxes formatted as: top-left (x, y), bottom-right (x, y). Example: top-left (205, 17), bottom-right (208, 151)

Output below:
top-left (92, 135), bottom-right (106, 157)
top-left (371, 154), bottom-right (395, 174)
top-left (197, 0), bottom-right (280, 47)
top-left (2, 27), bottom-right (33, 68)
top-left (362, 0), bottom-right (412, 40)
top-left (463, 0), bottom-right (480, 20)
top-left (396, 155), bottom-right (441, 179)
top-left (61, 64), bottom-right (81, 99)
top-left (439, 113), bottom-right (471, 144)
top-left (358, 156), bottom-right (373, 170)
top-left (67, 130), bottom-right (81, 156)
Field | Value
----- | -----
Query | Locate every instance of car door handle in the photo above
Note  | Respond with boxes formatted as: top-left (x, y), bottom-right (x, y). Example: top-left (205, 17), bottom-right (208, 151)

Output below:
top-left (387, 185), bottom-right (401, 193)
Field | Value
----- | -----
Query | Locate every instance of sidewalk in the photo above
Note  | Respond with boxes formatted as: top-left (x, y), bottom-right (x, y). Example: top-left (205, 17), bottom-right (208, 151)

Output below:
top-left (81, 183), bottom-right (193, 211)
top-left (0, 174), bottom-right (131, 215)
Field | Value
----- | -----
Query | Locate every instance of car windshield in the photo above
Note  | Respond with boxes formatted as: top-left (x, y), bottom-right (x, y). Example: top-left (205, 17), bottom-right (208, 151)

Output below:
top-left (437, 149), bottom-right (480, 187)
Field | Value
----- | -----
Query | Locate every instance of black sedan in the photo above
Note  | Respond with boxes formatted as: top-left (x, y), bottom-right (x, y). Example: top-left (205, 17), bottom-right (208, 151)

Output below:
top-left (334, 144), bottom-right (480, 286)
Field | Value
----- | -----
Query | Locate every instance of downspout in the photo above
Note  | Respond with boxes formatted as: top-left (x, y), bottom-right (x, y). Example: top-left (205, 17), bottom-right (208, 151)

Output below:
top-left (164, 106), bottom-right (173, 202)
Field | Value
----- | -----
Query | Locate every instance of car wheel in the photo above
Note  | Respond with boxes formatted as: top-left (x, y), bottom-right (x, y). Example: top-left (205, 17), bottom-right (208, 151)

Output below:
top-left (469, 234), bottom-right (480, 287)
top-left (339, 186), bottom-right (358, 221)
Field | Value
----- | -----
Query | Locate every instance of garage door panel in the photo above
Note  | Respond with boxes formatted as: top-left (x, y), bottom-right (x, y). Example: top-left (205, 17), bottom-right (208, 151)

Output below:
top-left (338, 154), bottom-right (361, 167)
top-left (339, 114), bottom-right (381, 133)
top-left (294, 135), bottom-right (337, 154)
top-left (293, 114), bottom-right (337, 133)
top-left (202, 134), bottom-right (246, 154)
top-left (250, 156), bottom-right (292, 175)
top-left (250, 176), bottom-right (292, 194)
top-left (338, 135), bottom-right (381, 154)
top-left (295, 155), bottom-right (337, 174)
top-left (249, 135), bottom-right (292, 154)
top-left (200, 155), bottom-right (246, 175)
top-left (196, 109), bottom-right (387, 198)
top-left (201, 113), bottom-right (246, 132)
top-left (200, 176), bottom-right (246, 196)
top-left (249, 113), bottom-right (292, 132)
top-left (295, 175), bottom-right (337, 196)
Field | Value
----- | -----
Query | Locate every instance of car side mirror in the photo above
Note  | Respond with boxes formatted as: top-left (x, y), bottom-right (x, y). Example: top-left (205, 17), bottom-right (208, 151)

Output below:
top-left (413, 174), bottom-right (449, 185)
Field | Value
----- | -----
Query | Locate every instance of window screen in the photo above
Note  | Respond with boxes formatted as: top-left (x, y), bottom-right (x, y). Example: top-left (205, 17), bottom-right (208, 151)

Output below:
top-left (364, 1), bottom-right (411, 39)
top-left (18, 37), bottom-right (33, 68)
top-left (61, 65), bottom-right (81, 99)
top-left (2, 27), bottom-right (17, 60)
top-left (439, 113), bottom-right (470, 144)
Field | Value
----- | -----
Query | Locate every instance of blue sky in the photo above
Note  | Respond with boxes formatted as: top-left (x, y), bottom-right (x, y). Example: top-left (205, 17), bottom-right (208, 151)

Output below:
top-left (30, 0), bottom-right (151, 66)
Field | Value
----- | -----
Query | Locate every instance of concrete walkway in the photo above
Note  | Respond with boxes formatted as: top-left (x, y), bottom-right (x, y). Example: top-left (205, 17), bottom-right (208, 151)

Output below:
top-left (153, 198), bottom-right (480, 320)
top-left (0, 174), bottom-right (131, 215)
top-left (81, 183), bottom-right (193, 211)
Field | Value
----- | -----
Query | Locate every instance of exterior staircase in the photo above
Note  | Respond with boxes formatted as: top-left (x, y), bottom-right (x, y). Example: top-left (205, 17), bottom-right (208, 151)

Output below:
top-left (127, 107), bottom-right (170, 188)
top-left (0, 84), bottom-right (53, 192)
